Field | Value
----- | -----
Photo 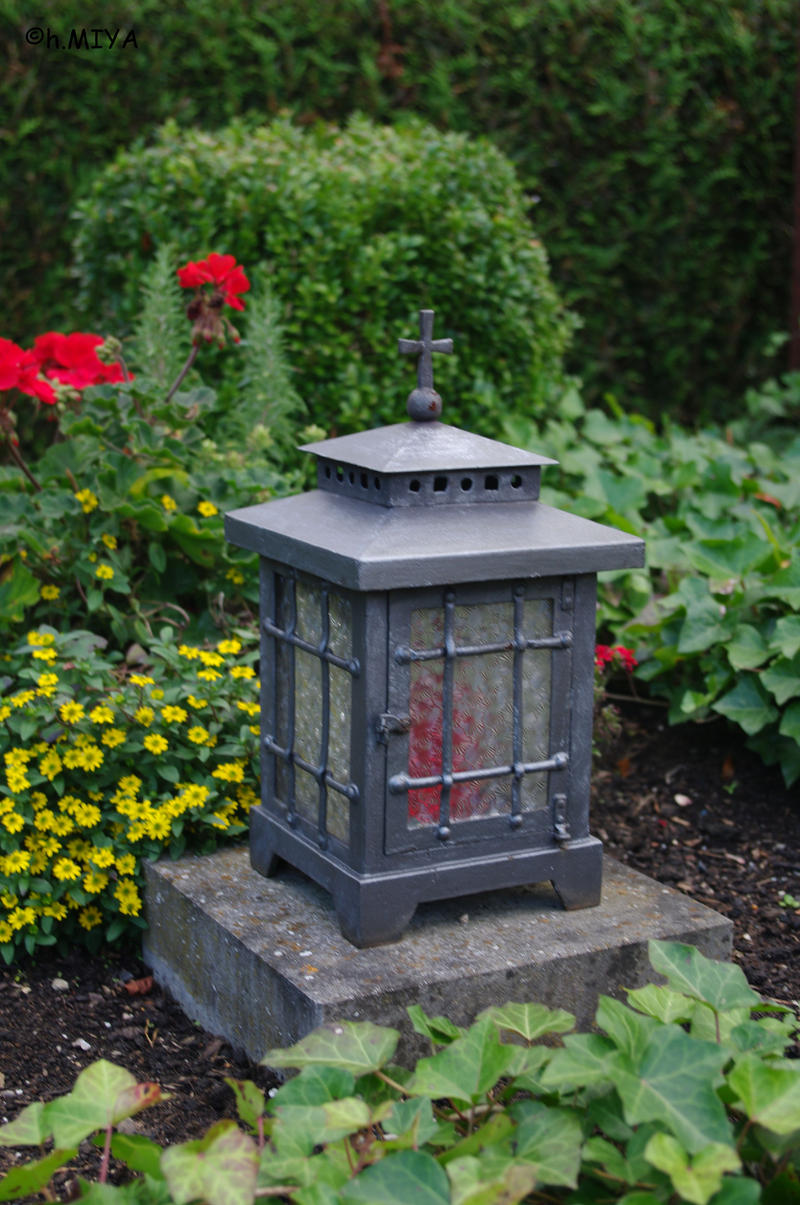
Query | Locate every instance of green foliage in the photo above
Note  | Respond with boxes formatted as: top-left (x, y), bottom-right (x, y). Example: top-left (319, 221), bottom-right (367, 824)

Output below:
top-left (1, 942), bottom-right (798, 1202)
top-left (0, 623), bottom-right (259, 962)
top-left (2, 0), bottom-right (796, 421)
top-left (71, 115), bottom-right (577, 442)
top-left (506, 375), bottom-right (800, 787)
top-left (0, 254), bottom-right (304, 646)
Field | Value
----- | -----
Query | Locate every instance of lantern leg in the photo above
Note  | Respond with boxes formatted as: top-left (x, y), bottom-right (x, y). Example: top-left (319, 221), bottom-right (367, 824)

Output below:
top-left (333, 878), bottom-right (418, 949)
top-left (549, 842), bottom-right (603, 910)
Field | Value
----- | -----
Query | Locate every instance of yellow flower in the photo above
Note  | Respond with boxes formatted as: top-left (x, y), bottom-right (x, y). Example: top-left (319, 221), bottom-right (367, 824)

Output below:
top-left (8, 906), bottom-right (35, 930)
top-left (217, 638), bottom-right (242, 655)
top-left (2, 812), bottom-right (25, 833)
top-left (151, 688), bottom-right (164, 700)
top-left (187, 695), bottom-right (207, 709)
top-left (83, 869), bottom-right (109, 893)
top-left (210, 812), bottom-right (231, 829)
top-left (187, 725), bottom-right (211, 745)
top-left (198, 500), bottom-right (218, 517)
top-left (79, 905), bottom-right (103, 930)
top-left (229, 665), bottom-right (255, 679)
top-left (89, 847), bottom-right (116, 869)
top-left (101, 533), bottom-right (118, 550)
top-left (50, 814), bottom-right (73, 836)
top-left (89, 704), bottom-right (114, 724)
top-left (1, 850), bottom-right (31, 874)
top-left (95, 564), bottom-right (114, 581)
top-left (36, 672), bottom-right (59, 697)
top-left (178, 644), bottom-right (201, 660)
top-left (199, 650), bottom-right (224, 668)
top-left (212, 762), bottom-right (245, 784)
top-left (134, 706), bottom-right (154, 727)
top-left (236, 700), bottom-right (260, 717)
top-left (34, 809), bottom-right (57, 831)
top-left (226, 568), bottom-right (245, 586)
top-left (74, 488), bottom-right (98, 513)
top-left (53, 857), bottom-right (81, 881)
top-left (161, 494), bottom-right (177, 511)
top-left (130, 674), bottom-right (154, 687)
top-left (145, 811), bottom-right (171, 840)
top-left (59, 700), bottom-right (85, 724)
top-left (73, 802), bottom-right (101, 828)
top-left (0, 921), bottom-right (12, 943)
top-left (79, 746), bottom-right (104, 772)
top-left (143, 733), bottom-right (168, 755)
top-left (161, 705), bottom-right (187, 723)
top-left (114, 878), bottom-right (142, 916)
top-left (0, 704), bottom-right (10, 722)
top-left (26, 630), bottom-right (55, 647)
top-left (197, 669), bottom-right (221, 682)
top-left (114, 853), bottom-right (136, 875)
top-left (40, 584), bottom-right (60, 600)
top-left (102, 728), bottom-right (126, 748)
top-left (42, 901), bottom-right (67, 920)
top-left (11, 689), bottom-right (35, 707)
top-left (32, 648), bottom-right (58, 663)
top-left (39, 749), bottom-right (62, 780)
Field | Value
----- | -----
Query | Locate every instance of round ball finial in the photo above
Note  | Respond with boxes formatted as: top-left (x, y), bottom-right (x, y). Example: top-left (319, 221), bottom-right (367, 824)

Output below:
top-left (406, 386), bottom-right (443, 421)
top-left (398, 309), bottom-right (453, 422)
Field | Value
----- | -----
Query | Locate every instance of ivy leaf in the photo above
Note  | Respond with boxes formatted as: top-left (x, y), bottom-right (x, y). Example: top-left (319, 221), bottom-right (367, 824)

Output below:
top-left (613, 1026), bottom-right (732, 1153)
top-left (478, 1001), bottom-right (575, 1042)
top-left (760, 654), bottom-right (800, 706)
top-left (712, 675), bottom-right (778, 736)
top-left (779, 701), bottom-right (800, 744)
top-left (269, 1064), bottom-right (354, 1108)
top-left (728, 1052), bottom-right (800, 1134)
top-left (407, 1016), bottom-right (516, 1105)
top-left (596, 996), bottom-right (659, 1061)
top-left (407, 1003), bottom-right (466, 1045)
top-left (263, 1021), bottom-right (399, 1076)
top-left (644, 1133), bottom-right (740, 1205)
top-left (161, 1120), bottom-right (258, 1205)
top-left (0, 1149), bottom-right (77, 1202)
top-left (339, 1150), bottom-right (450, 1204)
top-left (446, 1154), bottom-right (538, 1205)
top-left (540, 1033), bottom-right (620, 1092)
top-left (272, 1097), bottom-right (371, 1149)
top-left (648, 941), bottom-right (761, 1013)
top-left (0, 1101), bottom-right (49, 1146)
top-left (108, 1132), bottom-right (165, 1180)
top-left (225, 1079), bottom-right (265, 1130)
top-left (510, 1100), bottom-right (582, 1186)
top-left (47, 1061), bottom-right (164, 1148)
top-left (626, 984), bottom-right (695, 1024)
top-left (770, 615), bottom-right (800, 660)
top-left (725, 625), bottom-right (771, 670)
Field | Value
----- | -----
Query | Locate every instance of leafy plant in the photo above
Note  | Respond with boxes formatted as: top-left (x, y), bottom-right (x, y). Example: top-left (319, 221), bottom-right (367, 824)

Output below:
top-left (0, 623), bottom-right (259, 963)
top-left (506, 377), bottom-right (800, 787)
top-left (1, 941), bottom-right (798, 1202)
top-left (71, 114), bottom-right (578, 442)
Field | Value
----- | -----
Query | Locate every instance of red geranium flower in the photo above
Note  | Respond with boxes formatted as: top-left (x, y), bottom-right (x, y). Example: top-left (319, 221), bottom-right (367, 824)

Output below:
top-left (0, 338), bottom-right (25, 392)
top-left (177, 253), bottom-right (250, 311)
top-left (29, 332), bottom-right (125, 390)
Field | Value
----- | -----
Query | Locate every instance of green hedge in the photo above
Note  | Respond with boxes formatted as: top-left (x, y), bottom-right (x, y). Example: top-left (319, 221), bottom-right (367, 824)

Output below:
top-left (2, 0), bottom-right (796, 420)
top-left (70, 116), bottom-right (577, 439)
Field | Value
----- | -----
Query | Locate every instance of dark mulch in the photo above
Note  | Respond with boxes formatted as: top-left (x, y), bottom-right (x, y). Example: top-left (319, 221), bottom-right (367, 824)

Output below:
top-left (1, 703), bottom-right (799, 1193)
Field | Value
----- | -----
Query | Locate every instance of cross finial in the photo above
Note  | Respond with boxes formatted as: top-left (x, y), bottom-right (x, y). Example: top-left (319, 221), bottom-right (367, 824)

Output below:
top-left (398, 309), bottom-right (453, 421)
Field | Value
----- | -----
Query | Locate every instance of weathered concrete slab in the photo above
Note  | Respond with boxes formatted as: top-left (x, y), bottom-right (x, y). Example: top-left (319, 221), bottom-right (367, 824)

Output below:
top-left (143, 847), bottom-right (732, 1067)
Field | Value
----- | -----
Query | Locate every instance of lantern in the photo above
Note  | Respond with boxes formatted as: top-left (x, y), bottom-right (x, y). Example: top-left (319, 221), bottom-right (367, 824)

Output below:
top-left (225, 311), bottom-right (645, 946)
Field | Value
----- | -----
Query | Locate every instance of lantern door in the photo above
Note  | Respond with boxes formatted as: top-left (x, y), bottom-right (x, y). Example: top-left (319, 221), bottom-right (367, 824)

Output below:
top-left (384, 579), bottom-right (575, 856)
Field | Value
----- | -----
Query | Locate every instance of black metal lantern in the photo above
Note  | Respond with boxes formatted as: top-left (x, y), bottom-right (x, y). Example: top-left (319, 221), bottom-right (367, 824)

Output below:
top-left (225, 311), bottom-right (645, 947)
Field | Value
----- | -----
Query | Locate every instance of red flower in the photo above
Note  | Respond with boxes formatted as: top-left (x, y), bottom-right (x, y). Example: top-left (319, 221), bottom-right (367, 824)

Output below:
top-left (594, 644), bottom-right (637, 673)
top-left (177, 253), bottom-right (250, 311)
top-left (29, 332), bottom-right (125, 390)
top-left (0, 338), bottom-right (26, 392)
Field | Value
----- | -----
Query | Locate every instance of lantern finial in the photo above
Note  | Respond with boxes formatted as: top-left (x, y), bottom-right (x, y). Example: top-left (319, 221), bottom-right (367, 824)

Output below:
top-left (398, 309), bottom-right (453, 421)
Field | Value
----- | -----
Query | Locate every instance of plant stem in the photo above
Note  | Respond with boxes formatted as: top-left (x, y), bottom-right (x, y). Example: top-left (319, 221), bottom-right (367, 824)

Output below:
top-left (165, 343), bottom-right (200, 403)
top-left (6, 438), bottom-right (41, 490)
top-left (99, 1124), bottom-right (113, 1182)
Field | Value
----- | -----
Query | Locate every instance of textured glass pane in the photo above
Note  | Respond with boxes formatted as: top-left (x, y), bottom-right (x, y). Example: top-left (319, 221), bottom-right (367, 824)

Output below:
top-left (294, 767), bottom-right (317, 822)
top-left (328, 590), bottom-right (352, 660)
top-left (326, 667), bottom-right (351, 843)
top-left (294, 649), bottom-right (321, 766)
top-left (521, 600), bottom-right (553, 812)
top-left (295, 581), bottom-right (322, 643)
top-left (407, 597), bottom-right (556, 826)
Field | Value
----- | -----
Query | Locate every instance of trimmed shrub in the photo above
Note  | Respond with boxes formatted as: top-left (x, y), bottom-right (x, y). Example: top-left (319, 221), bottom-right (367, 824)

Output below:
top-left (71, 116), bottom-right (578, 439)
top-left (2, 0), bottom-right (796, 420)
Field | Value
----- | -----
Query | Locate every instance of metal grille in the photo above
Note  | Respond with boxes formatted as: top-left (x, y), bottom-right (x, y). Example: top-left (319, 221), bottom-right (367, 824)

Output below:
top-left (264, 575), bottom-right (360, 848)
top-left (389, 586), bottom-right (570, 837)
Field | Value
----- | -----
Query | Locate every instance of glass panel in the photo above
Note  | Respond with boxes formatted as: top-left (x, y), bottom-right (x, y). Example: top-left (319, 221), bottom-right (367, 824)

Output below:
top-left (521, 599), bottom-right (553, 811)
top-left (326, 667), bottom-right (351, 843)
top-left (295, 581), bottom-right (322, 644)
top-left (328, 590), bottom-right (352, 660)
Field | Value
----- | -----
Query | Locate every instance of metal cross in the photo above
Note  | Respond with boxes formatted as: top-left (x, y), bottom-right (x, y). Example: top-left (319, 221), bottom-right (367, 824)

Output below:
top-left (398, 310), bottom-right (453, 390)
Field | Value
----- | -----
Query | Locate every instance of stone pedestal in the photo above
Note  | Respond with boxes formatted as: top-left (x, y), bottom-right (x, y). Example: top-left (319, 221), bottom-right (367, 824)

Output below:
top-left (144, 847), bottom-right (732, 1068)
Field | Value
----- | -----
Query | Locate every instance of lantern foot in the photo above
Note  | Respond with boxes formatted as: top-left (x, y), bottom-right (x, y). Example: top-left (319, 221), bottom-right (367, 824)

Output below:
top-left (334, 880), bottom-right (418, 949)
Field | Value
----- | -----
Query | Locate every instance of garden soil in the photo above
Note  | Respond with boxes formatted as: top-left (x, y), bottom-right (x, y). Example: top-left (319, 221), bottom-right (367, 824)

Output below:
top-left (1, 703), bottom-right (799, 1194)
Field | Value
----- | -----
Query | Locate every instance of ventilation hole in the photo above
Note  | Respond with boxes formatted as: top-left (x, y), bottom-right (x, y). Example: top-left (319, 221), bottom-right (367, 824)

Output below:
top-left (409, 479), bottom-right (421, 493)
top-left (348, 470), bottom-right (355, 484)
top-left (433, 476), bottom-right (448, 493)
top-left (510, 473), bottom-right (522, 489)
top-left (461, 477), bottom-right (473, 492)
top-left (324, 464), bottom-right (331, 478)
top-left (374, 476), bottom-right (382, 490)
top-left (360, 472), bottom-right (368, 488)
top-left (335, 465), bottom-right (344, 482)
top-left (485, 474), bottom-right (499, 491)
